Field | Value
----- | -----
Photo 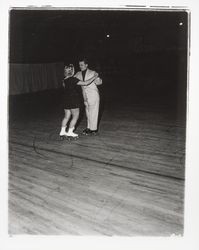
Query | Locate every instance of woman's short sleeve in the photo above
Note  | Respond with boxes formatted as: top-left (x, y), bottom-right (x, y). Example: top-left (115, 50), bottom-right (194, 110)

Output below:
top-left (73, 77), bottom-right (80, 84)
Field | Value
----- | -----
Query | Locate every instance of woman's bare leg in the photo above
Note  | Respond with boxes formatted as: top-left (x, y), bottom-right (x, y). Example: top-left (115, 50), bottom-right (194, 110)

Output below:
top-left (60, 109), bottom-right (71, 135)
top-left (62, 109), bottom-right (71, 127)
top-left (69, 108), bottom-right (79, 129)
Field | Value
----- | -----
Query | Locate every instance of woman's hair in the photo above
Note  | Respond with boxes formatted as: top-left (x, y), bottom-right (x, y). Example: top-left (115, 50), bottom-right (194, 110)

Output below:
top-left (64, 64), bottom-right (75, 78)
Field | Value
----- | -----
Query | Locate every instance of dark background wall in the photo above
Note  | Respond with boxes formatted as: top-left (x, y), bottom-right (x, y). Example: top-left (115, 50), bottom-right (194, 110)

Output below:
top-left (9, 9), bottom-right (188, 118)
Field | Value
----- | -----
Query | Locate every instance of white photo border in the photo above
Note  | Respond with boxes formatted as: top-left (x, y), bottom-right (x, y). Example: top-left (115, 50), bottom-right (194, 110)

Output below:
top-left (1, 0), bottom-right (199, 250)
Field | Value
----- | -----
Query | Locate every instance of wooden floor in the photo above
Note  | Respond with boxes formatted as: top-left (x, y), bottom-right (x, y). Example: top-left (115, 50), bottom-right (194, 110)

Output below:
top-left (8, 102), bottom-right (186, 236)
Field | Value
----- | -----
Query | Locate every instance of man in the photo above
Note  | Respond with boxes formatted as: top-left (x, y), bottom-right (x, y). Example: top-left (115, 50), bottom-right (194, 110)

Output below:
top-left (75, 58), bottom-right (102, 135)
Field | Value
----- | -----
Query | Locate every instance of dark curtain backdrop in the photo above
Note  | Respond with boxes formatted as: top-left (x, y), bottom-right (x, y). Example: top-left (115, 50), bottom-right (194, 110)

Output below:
top-left (9, 62), bottom-right (64, 95)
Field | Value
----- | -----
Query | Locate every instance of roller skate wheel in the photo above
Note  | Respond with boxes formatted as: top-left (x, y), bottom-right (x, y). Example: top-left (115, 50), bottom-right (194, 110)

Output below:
top-left (60, 135), bottom-right (66, 140)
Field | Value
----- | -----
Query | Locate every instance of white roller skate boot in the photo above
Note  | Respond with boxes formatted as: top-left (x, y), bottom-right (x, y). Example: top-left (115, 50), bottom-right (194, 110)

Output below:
top-left (66, 127), bottom-right (79, 140)
top-left (60, 127), bottom-right (68, 140)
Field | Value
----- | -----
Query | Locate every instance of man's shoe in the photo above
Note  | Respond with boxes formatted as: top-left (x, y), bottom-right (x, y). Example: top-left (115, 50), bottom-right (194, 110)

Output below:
top-left (90, 130), bottom-right (98, 136)
top-left (82, 128), bottom-right (91, 135)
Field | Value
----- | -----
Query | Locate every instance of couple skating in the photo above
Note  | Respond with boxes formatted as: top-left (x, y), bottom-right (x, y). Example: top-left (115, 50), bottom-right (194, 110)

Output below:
top-left (59, 58), bottom-right (102, 139)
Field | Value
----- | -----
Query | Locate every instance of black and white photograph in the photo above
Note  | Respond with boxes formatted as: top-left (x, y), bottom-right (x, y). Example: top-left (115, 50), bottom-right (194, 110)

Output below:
top-left (8, 6), bottom-right (189, 237)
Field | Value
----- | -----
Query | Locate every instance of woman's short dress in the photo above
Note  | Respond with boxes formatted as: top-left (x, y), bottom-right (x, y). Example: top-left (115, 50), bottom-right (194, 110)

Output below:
top-left (62, 77), bottom-right (82, 109)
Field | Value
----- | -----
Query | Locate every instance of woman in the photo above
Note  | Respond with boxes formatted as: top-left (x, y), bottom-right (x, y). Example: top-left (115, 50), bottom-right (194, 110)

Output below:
top-left (59, 64), bottom-right (98, 139)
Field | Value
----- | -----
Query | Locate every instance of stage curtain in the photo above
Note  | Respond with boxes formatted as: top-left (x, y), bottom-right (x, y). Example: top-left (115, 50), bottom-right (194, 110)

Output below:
top-left (9, 62), bottom-right (64, 95)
